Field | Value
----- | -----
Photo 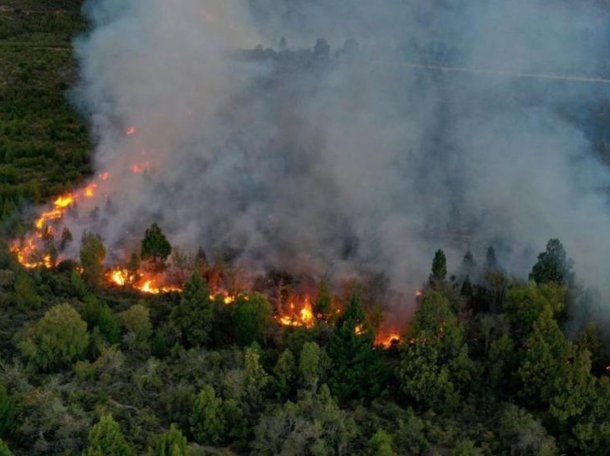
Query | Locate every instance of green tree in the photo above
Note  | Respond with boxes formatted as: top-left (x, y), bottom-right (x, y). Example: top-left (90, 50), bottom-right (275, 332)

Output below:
top-left (327, 294), bottom-right (388, 402)
top-left (497, 405), bottom-right (557, 455)
top-left (397, 292), bottom-right (471, 413)
top-left (0, 382), bottom-right (15, 437)
top-left (299, 341), bottom-right (322, 390)
top-left (368, 429), bottom-right (393, 456)
top-left (70, 268), bottom-right (88, 299)
top-left (13, 270), bottom-right (40, 310)
top-left (120, 303), bottom-right (152, 341)
top-left (141, 223), bottom-right (172, 265)
top-left (170, 273), bottom-right (214, 347)
top-left (529, 238), bottom-right (573, 285)
top-left (85, 415), bottom-right (133, 456)
top-left (503, 283), bottom-right (560, 342)
top-left (518, 309), bottom-right (570, 406)
top-left (244, 346), bottom-right (270, 408)
top-left (252, 385), bottom-right (356, 455)
top-left (20, 303), bottom-right (89, 371)
top-left (149, 424), bottom-right (187, 456)
top-left (80, 232), bottom-right (106, 286)
top-left (430, 249), bottom-right (447, 283)
top-left (233, 293), bottom-right (272, 346)
top-left (83, 294), bottom-right (120, 344)
top-left (191, 385), bottom-right (224, 445)
top-left (273, 349), bottom-right (296, 399)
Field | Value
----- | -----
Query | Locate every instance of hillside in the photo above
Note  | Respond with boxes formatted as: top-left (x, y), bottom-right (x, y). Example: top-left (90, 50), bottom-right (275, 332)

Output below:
top-left (0, 0), bottom-right (90, 223)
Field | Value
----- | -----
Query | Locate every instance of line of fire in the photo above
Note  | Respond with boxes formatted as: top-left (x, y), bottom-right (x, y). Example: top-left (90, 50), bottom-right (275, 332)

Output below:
top-left (9, 137), bottom-right (409, 349)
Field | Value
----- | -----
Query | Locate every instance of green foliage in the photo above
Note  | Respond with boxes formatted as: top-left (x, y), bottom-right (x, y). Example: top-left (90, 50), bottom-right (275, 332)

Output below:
top-left (430, 249), bottom-right (447, 282)
top-left (70, 268), bottom-right (88, 298)
top-left (397, 292), bottom-right (471, 413)
top-left (80, 232), bottom-right (106, 286)
top-left (518, 309), bottom-right (570, 405)
top-left (0, 440), bottom-right (12, 456)
top-left (85, 415), bottom-right (133, 456)
top-left (299, 341), bottom-right (322, 390)
top-left (0, 382), bottom-right (15, 437)
top-left (170, 273), bottom-right (214, 347)
top-left (120, 303), bottom-right (152, 341)
top-left (83, 294), bottom-right (120, 345)
top-left (252, 385), bottom-right (356, 455)
top-left (13, 270), bottom-right (40, 310)
top-left (150, 424), bottom-right (188, 456)
top-left (20, 302), bottom-right (89, 371)
top-left (327, 294), bottom-right (388, 403)
top-left (451, 439), bottom-right (482, 456)
top-left (233, 293), bottom-right (272, 346)
top-left (503, 283), bottom-right (562, 342)
top-left (191, 385), bottom-right (224, 445)
top-left (244, 346), bottom-right (270, 408)
top-left (530, 239), bottom-right (574, 285)
top-left (368, 429), bottom-right (393, 456)
top-left (497, 405), bottom-right (557, 455)
top-left (141, 223), bottom-right (172, 264)
top-left (273, 348), bottom-right (296, 398)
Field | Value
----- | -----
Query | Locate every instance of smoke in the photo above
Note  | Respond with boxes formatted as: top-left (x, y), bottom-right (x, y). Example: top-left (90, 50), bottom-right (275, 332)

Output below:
top-left (71, 0), bottom-right (610, 307)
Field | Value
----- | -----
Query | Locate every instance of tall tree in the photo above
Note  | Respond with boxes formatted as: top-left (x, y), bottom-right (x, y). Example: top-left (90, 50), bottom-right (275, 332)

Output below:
top-left (397, 292), bottom-right (471, 413)
top-left (191, 385), bottom-right (224, 445)
top-left (430, 249), bottom-right (447, 283)
top-left (327, 294), bottom-right (388, 402)
top-left (170, 273), bottom-right (214, 347)
top-left (233, 293), bottom-right (272, 346)
top-left (80, 232), bottom-right (106, 286)
top-left (140, 223), bottom-right (172, 265)
top-left (529, 238), bottom-right (574, 286)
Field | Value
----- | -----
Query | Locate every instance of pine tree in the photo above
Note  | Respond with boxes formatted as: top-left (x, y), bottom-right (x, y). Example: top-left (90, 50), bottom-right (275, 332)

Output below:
top-left (150, 424), bottom-right (187, 456)
top-left (140, 223), bottom-right (172, 265)
top-left (170, 273), bottom-right (214, 347)
top-left (430, 249), bottom-right (447, 283)
top-left (530, 239), bottom-right (574, 285)
top-left (327, 294), bottom-right (388, 402)
top-left (191, 385), bottom-right (224, 445)
top-left (84, 415), bottom-right (133, 456)
top-left (80, 232), bottom-right (106, 286)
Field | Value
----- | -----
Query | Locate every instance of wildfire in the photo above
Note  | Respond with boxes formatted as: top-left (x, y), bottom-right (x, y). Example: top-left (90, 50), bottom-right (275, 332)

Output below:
top-left (106, 267), bottom-right (182, 294)
top-left (210, 291), bottom-right (237, 304)
top-left (375, 332), bottom-right (401, 348)
top-left (276, 296), bottom-right (315, 328)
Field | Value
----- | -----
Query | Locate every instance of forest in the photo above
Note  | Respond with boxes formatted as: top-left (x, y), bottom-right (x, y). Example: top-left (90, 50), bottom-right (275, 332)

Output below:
top-left (0, 1), bottom-right (609, 455)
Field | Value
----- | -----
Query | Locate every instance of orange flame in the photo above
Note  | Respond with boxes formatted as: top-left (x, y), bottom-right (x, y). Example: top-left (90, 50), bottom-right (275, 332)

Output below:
top-left (375, 332), bottom-right (401, 348)
top-left (276, 296), bottom-right (315, 328)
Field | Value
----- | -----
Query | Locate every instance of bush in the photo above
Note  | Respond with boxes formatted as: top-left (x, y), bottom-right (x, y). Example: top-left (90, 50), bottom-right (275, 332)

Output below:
top-left (20, 303), bottom-right (89, 371)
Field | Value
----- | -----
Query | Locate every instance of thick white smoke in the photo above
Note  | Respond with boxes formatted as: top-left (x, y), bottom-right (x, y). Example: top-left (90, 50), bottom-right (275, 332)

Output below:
top-left (71, 0), bottom-right (610, 308)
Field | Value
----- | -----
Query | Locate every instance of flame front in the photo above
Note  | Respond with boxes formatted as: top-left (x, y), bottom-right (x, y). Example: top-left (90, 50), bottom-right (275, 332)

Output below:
top-left (277, 296), bottom-right (315, 328)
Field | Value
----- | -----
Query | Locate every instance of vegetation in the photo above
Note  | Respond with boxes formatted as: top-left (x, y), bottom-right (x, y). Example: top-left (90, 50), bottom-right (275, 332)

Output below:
top-left (0, 3), bottom-right (608, 455)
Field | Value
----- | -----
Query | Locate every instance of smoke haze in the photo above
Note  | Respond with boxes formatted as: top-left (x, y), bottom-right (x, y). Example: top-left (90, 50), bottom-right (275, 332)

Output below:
top-left (70, 0), bottom-right (610, 308)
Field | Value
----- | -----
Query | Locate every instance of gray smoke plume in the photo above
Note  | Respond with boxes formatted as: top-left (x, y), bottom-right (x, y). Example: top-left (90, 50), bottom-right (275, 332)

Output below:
top-left (70, 0), bottom-right (610, 311)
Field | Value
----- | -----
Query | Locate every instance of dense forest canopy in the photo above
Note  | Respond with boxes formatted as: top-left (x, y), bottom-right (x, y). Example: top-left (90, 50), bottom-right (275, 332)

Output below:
top-left (0, 1), bottom-right (609, 455)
